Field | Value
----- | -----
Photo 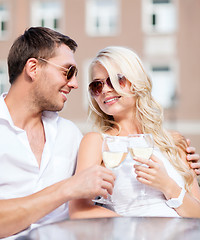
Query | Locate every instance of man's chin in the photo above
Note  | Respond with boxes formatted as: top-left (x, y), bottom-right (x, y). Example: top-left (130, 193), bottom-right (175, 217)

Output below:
top-left (45, 104), bottom-right (64, 112)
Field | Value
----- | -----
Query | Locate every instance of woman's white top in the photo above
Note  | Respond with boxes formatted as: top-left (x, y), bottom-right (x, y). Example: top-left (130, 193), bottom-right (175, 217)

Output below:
top-left (102, 134), bottom-right (185, 217)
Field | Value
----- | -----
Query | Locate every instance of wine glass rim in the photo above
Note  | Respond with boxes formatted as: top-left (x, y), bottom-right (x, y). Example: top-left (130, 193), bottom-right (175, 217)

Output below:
top-left (104, 134), bottom-right (128, 139)
top-left (128, 133), bottom-right (153, 137)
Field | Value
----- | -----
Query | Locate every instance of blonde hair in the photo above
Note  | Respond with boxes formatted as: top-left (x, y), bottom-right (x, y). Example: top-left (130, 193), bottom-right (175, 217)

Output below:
top-left (88, 46), bottom-right (193, 190)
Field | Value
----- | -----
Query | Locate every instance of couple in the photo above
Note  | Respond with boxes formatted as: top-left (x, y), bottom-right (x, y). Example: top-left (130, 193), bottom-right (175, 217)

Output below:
top-left (0, 27), bottom-right (199, 238)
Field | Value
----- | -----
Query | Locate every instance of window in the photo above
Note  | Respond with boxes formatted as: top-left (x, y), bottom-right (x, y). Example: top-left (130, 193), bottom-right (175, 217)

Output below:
top-left (0, 4), bottom-right (9, 39)
top-left (31, 0), bottom-right (62, 31)
top-left (142, 0), bottom-right (177, 34)
top-left (0, 63), bottom-right (9, 94)
top-left (86, 0), bottom-right (120, 36)
top-left (149, 64), bottom-right (177, 108)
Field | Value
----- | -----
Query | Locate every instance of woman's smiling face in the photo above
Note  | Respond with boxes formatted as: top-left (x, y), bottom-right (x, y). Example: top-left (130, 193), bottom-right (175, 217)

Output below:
top-left (91, 62), bottom-right (137, 119)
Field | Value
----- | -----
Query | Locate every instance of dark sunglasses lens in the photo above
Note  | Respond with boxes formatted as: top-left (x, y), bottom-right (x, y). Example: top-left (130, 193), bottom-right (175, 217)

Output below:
top-left (67, 66), bottom-right (77, 80)
top-left (118, 74), bottom-right (126, 87)
top-left (106, 77), bottom-right (114, 89)
top-left (89, 81), bottom-right (103, 96)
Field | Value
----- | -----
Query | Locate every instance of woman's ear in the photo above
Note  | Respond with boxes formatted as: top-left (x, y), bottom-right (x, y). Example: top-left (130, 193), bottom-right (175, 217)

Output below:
top-left (24, 58), bottom-right (38, 81)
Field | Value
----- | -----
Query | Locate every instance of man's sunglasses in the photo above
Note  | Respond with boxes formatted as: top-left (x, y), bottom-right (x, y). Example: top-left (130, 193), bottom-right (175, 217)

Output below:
top-left (38, 58), bottom-right (78, 80)
top-left (89, 74), bottom-right (126, 97)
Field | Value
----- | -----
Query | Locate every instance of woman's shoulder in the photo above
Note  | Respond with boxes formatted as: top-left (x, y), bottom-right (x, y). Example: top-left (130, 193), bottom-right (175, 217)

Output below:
top-left (81, 132), bottom-right (103, 144)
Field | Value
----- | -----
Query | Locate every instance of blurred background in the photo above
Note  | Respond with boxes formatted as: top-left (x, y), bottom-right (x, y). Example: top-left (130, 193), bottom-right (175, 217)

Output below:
top-left (0, 0), bottom-right (199, 153)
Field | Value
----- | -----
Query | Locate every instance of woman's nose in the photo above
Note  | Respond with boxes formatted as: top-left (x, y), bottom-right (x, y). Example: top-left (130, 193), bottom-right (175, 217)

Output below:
top-left (101, 81), bottom-right (112, 94)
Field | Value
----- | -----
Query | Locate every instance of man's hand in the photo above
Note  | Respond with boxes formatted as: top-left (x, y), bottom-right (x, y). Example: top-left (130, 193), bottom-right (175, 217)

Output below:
top-left (186, 139), bottom-right (200, 175)
top-left (66, 165), bottom-right (116, 200)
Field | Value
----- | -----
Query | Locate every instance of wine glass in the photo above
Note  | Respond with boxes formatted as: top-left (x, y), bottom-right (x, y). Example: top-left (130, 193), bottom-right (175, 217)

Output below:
top-left (93, 135), bottom-right (128, 205)
top-left (128, 134), bottom-right (154, 199)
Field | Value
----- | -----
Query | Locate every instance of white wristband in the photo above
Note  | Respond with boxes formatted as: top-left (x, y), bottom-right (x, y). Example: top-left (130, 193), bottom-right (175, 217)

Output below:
top-left (166, 187), bottom-right (186, 209)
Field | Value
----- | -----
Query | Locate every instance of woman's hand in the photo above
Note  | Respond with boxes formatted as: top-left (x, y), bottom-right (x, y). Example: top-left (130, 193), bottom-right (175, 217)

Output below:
top-left (133, 155), bottom-right (175, 197)
top-left (186, 139), bottom-right (200, 175)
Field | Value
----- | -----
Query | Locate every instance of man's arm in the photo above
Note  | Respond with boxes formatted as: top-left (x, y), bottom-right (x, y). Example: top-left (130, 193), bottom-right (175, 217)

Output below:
top-left (0, 165), bottom-right (115, 238)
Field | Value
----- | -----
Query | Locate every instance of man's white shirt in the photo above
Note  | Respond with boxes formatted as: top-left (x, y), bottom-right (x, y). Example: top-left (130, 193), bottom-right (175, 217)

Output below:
top-left (0, 93), bottom-right (83, 238)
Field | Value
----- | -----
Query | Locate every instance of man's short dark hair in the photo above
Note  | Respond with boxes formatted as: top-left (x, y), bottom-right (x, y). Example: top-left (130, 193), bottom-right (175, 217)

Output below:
top-left (7, 27), bottom-right (78, 84)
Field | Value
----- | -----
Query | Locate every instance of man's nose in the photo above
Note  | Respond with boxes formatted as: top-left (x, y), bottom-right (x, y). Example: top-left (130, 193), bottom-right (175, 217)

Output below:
top-left (67, 76), bottom-right (78, 89)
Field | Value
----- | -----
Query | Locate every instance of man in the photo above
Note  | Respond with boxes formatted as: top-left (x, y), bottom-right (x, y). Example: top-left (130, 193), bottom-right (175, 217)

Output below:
top-left (0, 27), bottom-right (115, 238)
top-left (0, 27), bottom-right (199, 238)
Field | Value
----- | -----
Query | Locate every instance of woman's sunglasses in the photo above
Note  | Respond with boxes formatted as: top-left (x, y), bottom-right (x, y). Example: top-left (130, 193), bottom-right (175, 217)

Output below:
top-left (89, 74), bottom-right (126, 97)
top-left (38, 58), bottom-right (78, 80)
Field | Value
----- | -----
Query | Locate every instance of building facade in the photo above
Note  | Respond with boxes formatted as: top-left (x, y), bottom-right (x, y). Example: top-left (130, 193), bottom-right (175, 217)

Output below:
top-left (0, 0), bottom-right (199, 152)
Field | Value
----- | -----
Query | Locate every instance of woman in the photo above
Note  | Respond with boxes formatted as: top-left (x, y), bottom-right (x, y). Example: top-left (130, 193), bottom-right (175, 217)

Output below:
top-left (69, 46), bottom-right (200, 218)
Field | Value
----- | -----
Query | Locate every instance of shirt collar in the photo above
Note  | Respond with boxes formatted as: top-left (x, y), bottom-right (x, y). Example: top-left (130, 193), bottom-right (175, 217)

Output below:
top-left (0, 92), bottom-right (15, 126)
top-left (42, 110), bottom-right (59, 122)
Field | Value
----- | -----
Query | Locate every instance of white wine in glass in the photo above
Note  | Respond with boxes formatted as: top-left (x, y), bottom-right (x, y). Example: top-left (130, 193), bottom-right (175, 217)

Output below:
top-left (128, 134), bottom-right (154, 199)
top-left (129, 147), bottom-right (153, 161)
top-left (103, 151), bottom-right (126, 168)
top-left (93, 135), bottom-right (128, 205)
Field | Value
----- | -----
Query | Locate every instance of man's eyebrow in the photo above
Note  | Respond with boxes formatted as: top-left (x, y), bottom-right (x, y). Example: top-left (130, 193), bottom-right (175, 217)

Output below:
top-left (60, 64), bottom-right (75, 71)
top-left (61, 65), bottom-right (70, 70)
